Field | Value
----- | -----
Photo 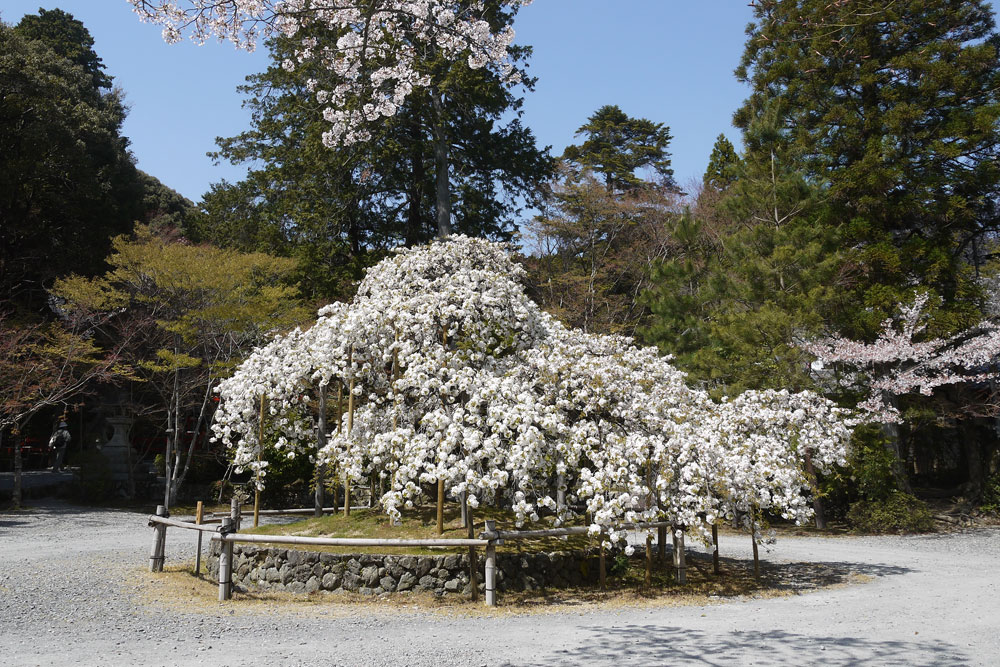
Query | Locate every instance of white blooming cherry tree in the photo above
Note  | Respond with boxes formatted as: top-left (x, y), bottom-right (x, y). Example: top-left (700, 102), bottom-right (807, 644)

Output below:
top-left (214, 236), bottom-right (855, 552)
top-left (802, 292), bottom-right (1000, 424)
top-left (128, 0), bottom-right (528, 146)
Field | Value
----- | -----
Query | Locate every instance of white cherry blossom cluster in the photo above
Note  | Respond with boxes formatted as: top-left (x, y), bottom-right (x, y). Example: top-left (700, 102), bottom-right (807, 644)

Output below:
top-left (213, 236), bottom-right (854, 547)
top-left (802, 291), bottom-right (1000, 423)
top-left (128, 0), bottom-right (530, 145)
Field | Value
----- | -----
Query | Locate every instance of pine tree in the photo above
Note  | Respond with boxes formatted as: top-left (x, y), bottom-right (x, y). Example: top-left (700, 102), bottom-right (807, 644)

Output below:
top-left (562, 105), bottom-right (677, 193)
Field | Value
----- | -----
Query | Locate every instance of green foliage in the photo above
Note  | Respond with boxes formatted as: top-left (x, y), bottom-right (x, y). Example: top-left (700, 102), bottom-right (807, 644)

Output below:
top-left (153, 453), bottom-right (166, 477)
top-left (562, 105), bottom-right (676, 193)
top-left (609, 551), bottom-right (630, 577)
top-left (846, 430), bottom-right (900, 502)
top-left (981, 471), bottom-right (1000, 514)
top-left (703, 134), bottom-right (741, 192)
top-left (643, 111), bottom-right (846, 394)
top-left (0, 18), bottom-right (140, 309)
top-left (734, 0), bottom-right (1000, 336)
top-left (846, 491), bottom-right (934, 534)
top-left (13, 8), bottom-right (111, 89)
top-left (195, 13), bottom-right (551, 301)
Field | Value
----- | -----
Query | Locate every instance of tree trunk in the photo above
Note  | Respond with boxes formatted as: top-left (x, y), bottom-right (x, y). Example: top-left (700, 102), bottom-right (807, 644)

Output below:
top-left (880, 393), bottom-right (913, 493)
top-left (12, 429), bottom-right (22, 510)
top-left (174, 374), bottom-right (214, 501)
top-left (963, 426), bottom-right (984, 501)
top-left (802, 450), bottom-right (827, 530)
top-left (430, 88), bottom-right (451, 239)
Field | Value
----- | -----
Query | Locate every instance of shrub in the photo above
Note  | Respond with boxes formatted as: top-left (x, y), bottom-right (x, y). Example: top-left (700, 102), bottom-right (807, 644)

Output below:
top-left (981, 472), bottom-right (1000, 514)
top-left (73, 450), bottom-right (112, 501)
top-left (847, 491), bottom-right (934, 534)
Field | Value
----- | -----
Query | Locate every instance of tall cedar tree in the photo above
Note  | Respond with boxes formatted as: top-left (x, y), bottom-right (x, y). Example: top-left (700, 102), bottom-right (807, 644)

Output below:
top-left (1, 9), bottom-right (192, 313)
top-left (734, 0), bottom-right (1000, 338)
top-left (194, 6), bottom-right (551, 301)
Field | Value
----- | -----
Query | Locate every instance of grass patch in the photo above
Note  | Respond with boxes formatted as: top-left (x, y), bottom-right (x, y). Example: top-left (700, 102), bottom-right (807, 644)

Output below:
top-left (242, 504), bottom-right (593, 555)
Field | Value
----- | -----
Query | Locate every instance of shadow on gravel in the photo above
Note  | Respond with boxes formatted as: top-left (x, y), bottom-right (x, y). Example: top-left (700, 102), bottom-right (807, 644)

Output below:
top-left (754, 558), bottom-right (912, 592)
top-left (526, 624), bottom-right (968, 666)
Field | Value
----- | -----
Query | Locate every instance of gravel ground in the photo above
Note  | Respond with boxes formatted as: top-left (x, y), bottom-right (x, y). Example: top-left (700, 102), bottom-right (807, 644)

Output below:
top-left (1, 500), bottom-right (998, 666)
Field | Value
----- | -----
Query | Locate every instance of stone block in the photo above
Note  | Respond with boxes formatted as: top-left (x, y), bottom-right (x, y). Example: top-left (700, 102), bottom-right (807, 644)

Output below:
top-left (397, 572), bottom-right (416, 591)
top-left (361, 565), bottom-right (379, 587)
top-left (322, 572), bottom-right (342, 590)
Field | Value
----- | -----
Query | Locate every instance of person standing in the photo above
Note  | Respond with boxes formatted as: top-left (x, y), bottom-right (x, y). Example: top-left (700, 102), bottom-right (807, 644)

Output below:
top-left (49, 421), bottom-right (71, 473)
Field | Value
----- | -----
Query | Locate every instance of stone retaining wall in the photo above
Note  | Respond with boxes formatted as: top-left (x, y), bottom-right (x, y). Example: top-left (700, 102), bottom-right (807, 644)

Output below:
top-left (208, 544), bottom-right (599, 596)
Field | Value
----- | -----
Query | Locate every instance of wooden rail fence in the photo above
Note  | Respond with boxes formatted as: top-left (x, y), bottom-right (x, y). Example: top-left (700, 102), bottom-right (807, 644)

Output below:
top-left (148, 507), bottom-right (708, 606)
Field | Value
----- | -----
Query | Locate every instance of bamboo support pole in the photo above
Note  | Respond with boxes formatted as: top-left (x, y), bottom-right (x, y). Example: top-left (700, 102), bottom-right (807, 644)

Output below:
top-left (315, 384), bottom-right (327, 518)
top-left (436, 479), bottom-right (445, 535)
top-left (194, 501), bottom-right (204, 575)
top-left (212, 533), bottom-right (488, 548)
top-left (467, 510), bottom-right (478, 602)
top-left (345, 348), bottom-right (354, 518)
top-left (254, 394), bottom-right (264, 528)
top-left (148, 505), bottom-right (167, 572)
top-left (645, 534), bottom-right (653, 588)
top-left (712, 523), bottom-right (720, 574)
top-left (149, 514), bottom-right (217, 532)
top-left (218, 517), bottom-right (234, 601)
top-left (484, 519), bottom-right (497, 607)
top-left (599, 542), bottom-right (606, 591)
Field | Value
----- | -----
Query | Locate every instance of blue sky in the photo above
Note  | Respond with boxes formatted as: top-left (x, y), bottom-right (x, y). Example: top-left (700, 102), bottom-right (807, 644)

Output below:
top-left (2, 2), bottom-right (772, 203)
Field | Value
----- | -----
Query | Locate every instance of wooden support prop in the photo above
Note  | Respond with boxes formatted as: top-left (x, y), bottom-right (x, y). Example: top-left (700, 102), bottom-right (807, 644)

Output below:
top-left (218, 517), bottom-right (234, 601)
top-left (657, 525), bottom-right (667, 564)
top-left (149, 505), bottom-right (167, 572)
top-left (712, 523), bottom-right (720, 575)
top-left (484, 519), bottom-right (497, 607)
top-left (673, 527), bottom-right (688, 584)
top-left (345, 347), bottom-right (354, 518)
top-left (460, 491), bottom-right (468, 529)
top-left (467, 511), bottom-right (478, 602)
top-left (254, 394), bottom-right (264, 528)
top-left (599, 542), bottom-right (606, 591)
top-left (752, 533), bottom-right (760, 581)
top-left (194, 501), bottom-right (204, 575)
top-left (675, 528), bottom-right (686, 585)
top-left (645, 534), bottom-right (653, 588)
top-left (436, 479), bottom-right (445, 535)
top-left (315, 384), bottom-right (327, 518)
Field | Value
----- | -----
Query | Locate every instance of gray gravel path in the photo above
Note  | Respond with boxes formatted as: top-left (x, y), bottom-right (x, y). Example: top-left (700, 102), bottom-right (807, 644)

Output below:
top-left (1, 500), bottom-right (997, 666)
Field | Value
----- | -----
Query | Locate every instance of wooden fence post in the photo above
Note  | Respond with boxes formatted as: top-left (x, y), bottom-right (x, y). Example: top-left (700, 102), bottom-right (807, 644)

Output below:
top-left (218, 517), bottom-right (234, 601)
top-left (194, 501), bottom-right (204, 575)
top-left (149, 505), bottom-right (167, 572)
top-left (231, 496), bottom-right (242, 532)
top-left (484, 519), bottom-right (497, 607)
